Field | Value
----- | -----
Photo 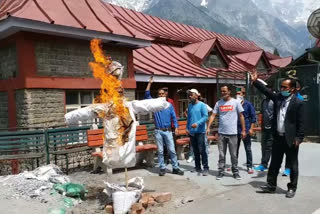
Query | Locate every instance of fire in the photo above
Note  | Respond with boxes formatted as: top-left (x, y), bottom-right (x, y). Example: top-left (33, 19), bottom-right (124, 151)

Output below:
top-left (89, 39), bottom-right (130, 145)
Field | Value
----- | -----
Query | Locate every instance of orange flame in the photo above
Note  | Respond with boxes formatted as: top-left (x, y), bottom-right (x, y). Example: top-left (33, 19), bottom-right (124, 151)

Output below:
top-left (89, 39), bottom-right (130, 145)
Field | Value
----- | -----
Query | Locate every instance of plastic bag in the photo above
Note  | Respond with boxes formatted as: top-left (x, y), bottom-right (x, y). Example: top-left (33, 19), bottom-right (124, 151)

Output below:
top-left (104, 177), bottom-right (144, 214)
top-left (53, 183), bottom-right (87, 199)
top-left (48, 208), bottom-right (66, 214)
top-left (65, 183), bottom-right (87, 198)
top-left (113, 191), bottom-right (139, 214)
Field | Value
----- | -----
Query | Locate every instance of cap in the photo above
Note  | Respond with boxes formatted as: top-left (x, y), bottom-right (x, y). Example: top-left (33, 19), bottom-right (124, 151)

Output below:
top-left (187, 89), bottom-right (200, 95)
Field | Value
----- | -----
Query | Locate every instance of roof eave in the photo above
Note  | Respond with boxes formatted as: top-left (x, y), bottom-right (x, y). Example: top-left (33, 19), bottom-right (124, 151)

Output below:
top-left (0, 17), bottom-right (152, 48)
top-left (134, 73), bottom-right (246, 84)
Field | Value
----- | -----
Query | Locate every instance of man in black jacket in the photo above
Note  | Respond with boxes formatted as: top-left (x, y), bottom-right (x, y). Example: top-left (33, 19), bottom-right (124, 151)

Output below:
top-left (250, 72), bottom-right (304, 198)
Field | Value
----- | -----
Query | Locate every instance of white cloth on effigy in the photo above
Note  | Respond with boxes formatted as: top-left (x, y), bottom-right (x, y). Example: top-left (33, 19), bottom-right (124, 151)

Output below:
top-left (65, 97), bottom-right (170, 169)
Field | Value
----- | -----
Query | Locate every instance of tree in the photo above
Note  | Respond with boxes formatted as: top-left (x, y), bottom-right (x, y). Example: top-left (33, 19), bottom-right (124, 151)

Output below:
top-left (273, 48), bottom-right (280, 56)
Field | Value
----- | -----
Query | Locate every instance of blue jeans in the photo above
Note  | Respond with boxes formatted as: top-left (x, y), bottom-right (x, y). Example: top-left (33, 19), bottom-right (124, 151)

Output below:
top-left (190, 133), bottom-right (208, 170)
top-left (155, 130), bottom-right (179, 169)
top-left (237, 135), bottom-right (253, 168)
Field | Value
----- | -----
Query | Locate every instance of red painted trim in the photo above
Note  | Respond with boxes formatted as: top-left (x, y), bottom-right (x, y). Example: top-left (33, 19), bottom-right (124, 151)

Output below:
top-left (127, 50), bottom-right (135, 79)
top-left (172, 89), bottom-right (179, 118)
top-left (0, 77), bottom-right (136, 90)
top-left (16, 34), bottom-right (37, 78)
top-left (24, 77), bottom-right (136, 89)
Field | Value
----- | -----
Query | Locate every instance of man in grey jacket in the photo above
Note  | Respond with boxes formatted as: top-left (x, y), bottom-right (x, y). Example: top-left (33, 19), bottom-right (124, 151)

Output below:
top-left (254, 85), bottom-right (274, 172)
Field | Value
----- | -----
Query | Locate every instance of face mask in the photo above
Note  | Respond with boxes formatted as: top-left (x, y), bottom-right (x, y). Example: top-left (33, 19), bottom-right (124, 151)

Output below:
top-left (236, 95), bottom-right (244, 102)
top-left (281, 90), bottom-right (291, 97)
top-left (190, 98), bottom-right (196, 103)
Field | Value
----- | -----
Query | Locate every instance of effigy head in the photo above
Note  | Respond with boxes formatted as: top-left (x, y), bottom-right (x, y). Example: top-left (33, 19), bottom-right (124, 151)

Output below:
top-left (108, 61), bottom-right (124, 80)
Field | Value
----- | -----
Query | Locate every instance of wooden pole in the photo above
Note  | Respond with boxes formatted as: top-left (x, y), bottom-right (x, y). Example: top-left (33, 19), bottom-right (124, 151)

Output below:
top-left (125, 167), bottom-right (128, 190)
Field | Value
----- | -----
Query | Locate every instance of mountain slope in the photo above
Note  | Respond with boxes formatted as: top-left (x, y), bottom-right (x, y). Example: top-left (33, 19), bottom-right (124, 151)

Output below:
top-left (144, 0), bottom-right (250, 40)
top-left (104, 0), bottom-right (316, 57)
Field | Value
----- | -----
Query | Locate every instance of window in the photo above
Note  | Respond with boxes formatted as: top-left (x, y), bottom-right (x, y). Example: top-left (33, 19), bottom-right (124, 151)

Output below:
top-left (178, 91), bottom-right (189, 119)
top-left (257, 58), bottom-right (268, 73)
top-left (203, 47), bottom-right (227, 69)
top-left (66, 90), bottom-right (100, 125)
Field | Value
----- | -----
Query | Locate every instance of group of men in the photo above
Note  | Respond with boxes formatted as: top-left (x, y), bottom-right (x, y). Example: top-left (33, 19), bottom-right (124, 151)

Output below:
top-left (145, 72), bottom-right (304, 198)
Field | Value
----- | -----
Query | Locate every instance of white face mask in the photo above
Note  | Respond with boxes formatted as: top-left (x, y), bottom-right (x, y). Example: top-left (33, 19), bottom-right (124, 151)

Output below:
top-left (236, 95), bottom-right (244, 102)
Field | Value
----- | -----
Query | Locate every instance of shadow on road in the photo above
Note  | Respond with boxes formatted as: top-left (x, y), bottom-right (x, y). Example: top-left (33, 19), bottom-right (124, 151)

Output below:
top-left (248, 180), bottom-right (287, 194)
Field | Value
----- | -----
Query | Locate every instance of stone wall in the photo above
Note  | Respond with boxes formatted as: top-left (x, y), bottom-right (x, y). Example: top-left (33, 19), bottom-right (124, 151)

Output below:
top-left (0, 92), bottom-right (8, 129)
top-left (35, 41), bottom-right (128, 78)
top-left (124, 89), bottom-right (135, 101)
top-left (0, 44), bottom-right (17, 79)
top-left (16, 89), bottom-right (65, 128)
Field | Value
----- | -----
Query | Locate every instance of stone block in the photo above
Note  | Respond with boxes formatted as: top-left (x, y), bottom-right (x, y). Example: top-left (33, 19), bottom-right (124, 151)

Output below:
top-left (147, 197), bottom-right (156, 207)
top-left (152, 192), bottom-right (172, 203)
top-left (15, 89), bottom-right (65, 128)
top-left (131, 202), bottom-right (143, 212)
top-left (139, 193), bottom-right (150, 208)
top-left (105, 205), bottom-right (113, 214)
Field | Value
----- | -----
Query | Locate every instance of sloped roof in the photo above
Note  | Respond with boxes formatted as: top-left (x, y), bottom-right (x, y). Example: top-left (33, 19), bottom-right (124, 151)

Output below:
top-left (0, 0), bottom-right (152, 41)
top-left (270, 56), bottom-right (293, 68)
top-left (182, 38), bottom-right (230, 66)
top-left (265, 51), bottom-right (281, 60)
top-left (133, 44), bottom-right (246, 79)
top-left (103, 3), bottom-right (261, 53)
top-left (234, 50), bottom-right (264, 66)
top-left (183, 39), bottom-right (217, 63)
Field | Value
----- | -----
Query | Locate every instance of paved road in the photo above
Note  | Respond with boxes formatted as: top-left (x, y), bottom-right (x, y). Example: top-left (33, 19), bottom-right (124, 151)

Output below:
top-left (172, 141), bottom-right (320, 214)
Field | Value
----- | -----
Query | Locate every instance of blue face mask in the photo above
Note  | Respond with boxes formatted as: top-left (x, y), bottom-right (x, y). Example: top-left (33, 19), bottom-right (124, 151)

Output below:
top-left (281, 90), bottom-right (291, 97)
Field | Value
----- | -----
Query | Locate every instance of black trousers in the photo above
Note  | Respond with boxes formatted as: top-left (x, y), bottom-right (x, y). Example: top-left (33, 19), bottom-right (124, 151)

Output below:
top-left (267, 134), bottom-right (299, 191)
top-left (261, 128), bottom-right (273, 168)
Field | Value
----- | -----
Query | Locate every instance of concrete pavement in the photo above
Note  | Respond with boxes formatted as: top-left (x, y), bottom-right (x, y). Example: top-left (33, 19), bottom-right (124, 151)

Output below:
top-left (170, 141), bottom-right (320, 214)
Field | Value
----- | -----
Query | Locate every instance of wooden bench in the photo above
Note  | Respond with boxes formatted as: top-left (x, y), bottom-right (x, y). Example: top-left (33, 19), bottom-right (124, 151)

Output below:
top-left (0, 130), bottom-right (46, 174)
top-left (253, 113), bottom-right (262, 142)
top-left (47, 126), bottom-right (91, 174)
top-left (87, 125), bottom-right (157, 174)
top-left (175, 120), bottom-right (218, 160)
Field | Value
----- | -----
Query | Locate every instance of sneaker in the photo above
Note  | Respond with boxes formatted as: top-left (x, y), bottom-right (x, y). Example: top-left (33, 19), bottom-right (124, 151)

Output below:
top-left (202, 169), bottom-right (209, 176)
top-left (254, 165), bottom-right (267, 171)
top-left (216, 171), bottom-right (224, 180)
top-left (233, 173), bottom-right (242, 180)
top-left (282, 168), bottom-right (290, 176)
top-left (247, 168), bottom-right (254, 174)
top-left (172, 168), bottom-right (184, 176)
top-left (186, 156), bottom-right (194, 163)
top-left (159, 168), bottom-right (166, 176)
top-left (285, 189), bottom-right (296, 198)
top-left (260, 185), bottom-right (276, 193)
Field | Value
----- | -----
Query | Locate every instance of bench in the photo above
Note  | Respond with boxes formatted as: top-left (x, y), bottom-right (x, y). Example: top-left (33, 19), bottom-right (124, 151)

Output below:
top-left (47, 126), bottom-right (91, 174)
top-left (175, 120), bottom-right (218, 160)
top-left (0, 130), bottom-right (46, 174)
top-left (253, 113), bottom-right (262, 142)
top-left (87, 125), bottom-right (157, 174)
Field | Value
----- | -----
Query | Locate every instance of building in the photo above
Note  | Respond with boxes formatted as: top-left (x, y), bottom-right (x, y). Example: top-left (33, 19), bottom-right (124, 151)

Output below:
top-left (0, 0), bottom-right (292, 129)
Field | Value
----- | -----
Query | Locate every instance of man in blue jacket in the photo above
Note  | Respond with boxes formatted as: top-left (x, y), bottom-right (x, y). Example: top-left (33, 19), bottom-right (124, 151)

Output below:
top-left (186, 89), bottom-right (209, 176)
top-left (236, 87), bottom-right (256, 174)
top-left (145, 78), bottom-right (184, 176)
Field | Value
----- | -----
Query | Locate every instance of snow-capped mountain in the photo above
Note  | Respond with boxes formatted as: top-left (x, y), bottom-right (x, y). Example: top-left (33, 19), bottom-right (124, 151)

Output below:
top-left (104, 0), bottom-right (317, 57)
top-left (252, 0), bottom-right (320, 26)
top-left (104, 0), bottom-right (151, 12)
top-left (200, 0), bottom-right (208, 8)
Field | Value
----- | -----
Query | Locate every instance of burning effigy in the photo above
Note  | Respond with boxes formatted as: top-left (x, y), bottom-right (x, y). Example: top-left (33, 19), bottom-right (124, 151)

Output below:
top-left (65, 39), bottom-right (169, 169)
